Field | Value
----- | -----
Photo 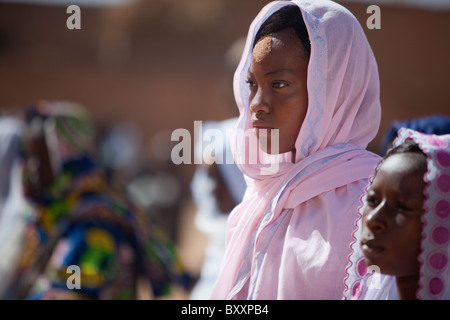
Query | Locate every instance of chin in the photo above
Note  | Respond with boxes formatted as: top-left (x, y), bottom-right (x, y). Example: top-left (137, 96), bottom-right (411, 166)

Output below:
top-left (258, 141), bottom-right (284, 154)
top-left (260, 146), bottom-right (275, 154)
top-left (363, 256), bottom-right (383, 272)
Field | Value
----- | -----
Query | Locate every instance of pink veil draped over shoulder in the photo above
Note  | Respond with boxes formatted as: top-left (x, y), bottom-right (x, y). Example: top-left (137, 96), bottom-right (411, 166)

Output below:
top-left (210, 0), bottom-right (382, 299)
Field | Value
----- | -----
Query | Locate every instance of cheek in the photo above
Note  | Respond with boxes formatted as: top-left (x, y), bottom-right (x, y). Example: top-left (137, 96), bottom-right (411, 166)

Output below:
top-left (282, 107), bottom-right (305, 140)
top-left (411, 221), bottom-right (424, 254)
top-left (277, 125), bottom-right (300, 153)
top-left (285, 96), bottom-right (307, 132)
top-left (390, 220), bottom-right (423, 274)
top-left (283, 121), bottom-right (301, 140)
top-left (396, 216), bottom-right (423, 246)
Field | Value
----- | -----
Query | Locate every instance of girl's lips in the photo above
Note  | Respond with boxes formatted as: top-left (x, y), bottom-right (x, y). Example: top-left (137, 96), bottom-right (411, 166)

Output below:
top-left (252, 126), bottom-right (273, 136)
top-left (253, 127), bottom-right (273, 132)
top-left (252, 123), bottom-right (273, 130)
top-left (361, 240), bottom-right (385, 256)
top-left (251, 119), bottom-right (273, 129)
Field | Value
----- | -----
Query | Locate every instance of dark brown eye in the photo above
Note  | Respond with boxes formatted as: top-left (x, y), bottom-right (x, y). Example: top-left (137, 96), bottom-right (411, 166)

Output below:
top-left (365, 195), bottom-right (379, 208)
top-left (272, 81), bottom-right (288, 88)
top-left (245, 80), bottom-right (257, 88)
top-left (397, 203), bottom-right (413, 213)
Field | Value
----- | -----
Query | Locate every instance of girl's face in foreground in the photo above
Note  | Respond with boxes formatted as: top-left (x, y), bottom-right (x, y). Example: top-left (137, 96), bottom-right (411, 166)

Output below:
top-left (247, 28), bottom-right (309, 155)
top-left (360, 152), bottom-right (427, 278)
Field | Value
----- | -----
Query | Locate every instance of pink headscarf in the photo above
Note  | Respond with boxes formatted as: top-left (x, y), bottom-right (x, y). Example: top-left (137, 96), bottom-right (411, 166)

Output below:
top-left (210, 0), bottom-right (381, 299)
top-left (343, 128), bottom-right (450, 300)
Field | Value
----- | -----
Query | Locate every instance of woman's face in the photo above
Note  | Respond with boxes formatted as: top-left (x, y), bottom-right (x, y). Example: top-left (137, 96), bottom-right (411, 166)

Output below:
top-left (205, 162), bottom-right (236, 214)
top-left (22, 118), bottom-right (56, 200)
top-left (360, 152), bottom-right (427, 278)
top-left (247, 28), bottom-right (309, 155)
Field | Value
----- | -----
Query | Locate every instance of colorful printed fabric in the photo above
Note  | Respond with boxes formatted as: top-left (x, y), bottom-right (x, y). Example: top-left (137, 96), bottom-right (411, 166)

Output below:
top-left (343, 128), bottom-right (450, 300)
top-left (8, 155), bottom-right (189, 300)
top-left (4, 101), bottom-right (191, 299)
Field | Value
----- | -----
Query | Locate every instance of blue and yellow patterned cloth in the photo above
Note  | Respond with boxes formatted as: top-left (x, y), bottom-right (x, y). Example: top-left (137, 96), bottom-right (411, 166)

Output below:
top-left (7, 101), bottom-right (191, 300)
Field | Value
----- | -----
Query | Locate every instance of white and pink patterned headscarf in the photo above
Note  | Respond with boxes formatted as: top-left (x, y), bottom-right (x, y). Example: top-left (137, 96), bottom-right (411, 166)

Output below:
top-left (343, 128), bottom-right (450, 300)
top-left (210, 0), bottom-right (382, 299)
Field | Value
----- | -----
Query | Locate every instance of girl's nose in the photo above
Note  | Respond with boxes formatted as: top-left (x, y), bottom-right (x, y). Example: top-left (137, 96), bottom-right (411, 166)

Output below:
top-left (249, 89), bottom-right (270, 115)
top-left (362, 202), bottom-right (388, 234)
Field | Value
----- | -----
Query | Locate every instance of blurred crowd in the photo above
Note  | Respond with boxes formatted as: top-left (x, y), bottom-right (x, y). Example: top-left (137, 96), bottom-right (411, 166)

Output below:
top-left (0, 100), bottom-right (194, 300)
top-left (0, 97), bottom-right (253, 300)
top-left (1, 99), bottom-right (449, 300)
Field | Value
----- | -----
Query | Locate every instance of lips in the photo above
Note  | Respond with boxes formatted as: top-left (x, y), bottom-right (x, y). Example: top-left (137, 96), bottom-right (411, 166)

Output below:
top-left (253, 127), bottom-right (272, 135)
top-left (252, 120), bottom-right (274, 135)
top-left (360, 239), bottom-right (385, 256)
top-left (252, 120), bottom-right (273, 129)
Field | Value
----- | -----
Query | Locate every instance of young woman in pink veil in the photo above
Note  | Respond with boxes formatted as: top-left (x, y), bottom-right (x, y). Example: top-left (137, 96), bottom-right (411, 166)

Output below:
top-left (209, 0), bottom-right (382, 299)
top-left (343, 128), bottom-right (450, 300)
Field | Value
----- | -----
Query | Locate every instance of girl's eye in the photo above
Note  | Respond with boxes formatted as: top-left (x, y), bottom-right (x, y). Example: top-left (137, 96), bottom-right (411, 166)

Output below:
top-left (273, 81), bottom-right (288, 89)
top-left (397, 203), bottom-right (413, 213)
top-left (245, 80), bottom-right (257, 88)
top-left (365, 195), bottom-right (379, 208)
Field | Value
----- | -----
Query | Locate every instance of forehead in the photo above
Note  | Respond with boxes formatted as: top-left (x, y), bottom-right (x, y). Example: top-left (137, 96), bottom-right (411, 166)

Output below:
top-left (251, 28), bottom-right (306, 64)
top-left (371, 153), bottom-right (427, 194)
top-left (380, 152), bottom-right (427, 175)
top-left (252, 35), bottom-right (272, 63)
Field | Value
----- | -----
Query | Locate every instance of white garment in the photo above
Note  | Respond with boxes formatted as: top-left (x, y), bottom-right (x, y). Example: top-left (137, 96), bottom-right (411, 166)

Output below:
top-left (189, 166), bottom-right (229, 300)
top-left (0, 117), bottom-right (32, 298)
top-left (189, 118), bottom-right (247, 300)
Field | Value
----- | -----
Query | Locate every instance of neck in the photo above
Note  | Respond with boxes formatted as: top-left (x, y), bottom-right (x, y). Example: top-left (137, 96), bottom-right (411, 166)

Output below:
top-left (396, 275), bottom-right (420, 300)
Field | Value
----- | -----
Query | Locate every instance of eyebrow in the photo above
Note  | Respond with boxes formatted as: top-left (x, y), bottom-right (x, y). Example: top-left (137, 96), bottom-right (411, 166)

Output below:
top-left (247, 68), bottom-right (295, 77)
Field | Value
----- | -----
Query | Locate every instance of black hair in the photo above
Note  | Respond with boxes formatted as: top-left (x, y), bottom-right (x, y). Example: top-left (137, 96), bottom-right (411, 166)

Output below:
top-left (253, 5), bottom-right (311, 57)
top-left (384, 139), bottom-right (427, 160)
top-left (372, 139), bottom-right (428, 186)
top-left (24, 106), bottom-right (46, 125)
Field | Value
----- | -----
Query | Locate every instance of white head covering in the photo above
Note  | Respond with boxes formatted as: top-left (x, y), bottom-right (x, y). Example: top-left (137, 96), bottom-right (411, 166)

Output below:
top-left (191, 117), bottom-right (246, 215)
top-left (0, 117), bottom-right (23, 214)
top-left (343, 128), bottom-right (450, 300)
top-left (0, 116), bottom-right (30, 298)
top-left (189, 117), bottom-right (246, 300)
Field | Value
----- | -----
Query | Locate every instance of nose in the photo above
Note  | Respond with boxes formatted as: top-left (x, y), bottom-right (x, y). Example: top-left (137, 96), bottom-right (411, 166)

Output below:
top-left (362, 201), bottom-right (388, 234)
top-left (249, 88), bottom-right (270, 115)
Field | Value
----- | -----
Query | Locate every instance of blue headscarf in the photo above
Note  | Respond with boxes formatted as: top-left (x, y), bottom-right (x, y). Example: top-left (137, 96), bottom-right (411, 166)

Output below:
top-left (379, 114), bottom-right (450, 155)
